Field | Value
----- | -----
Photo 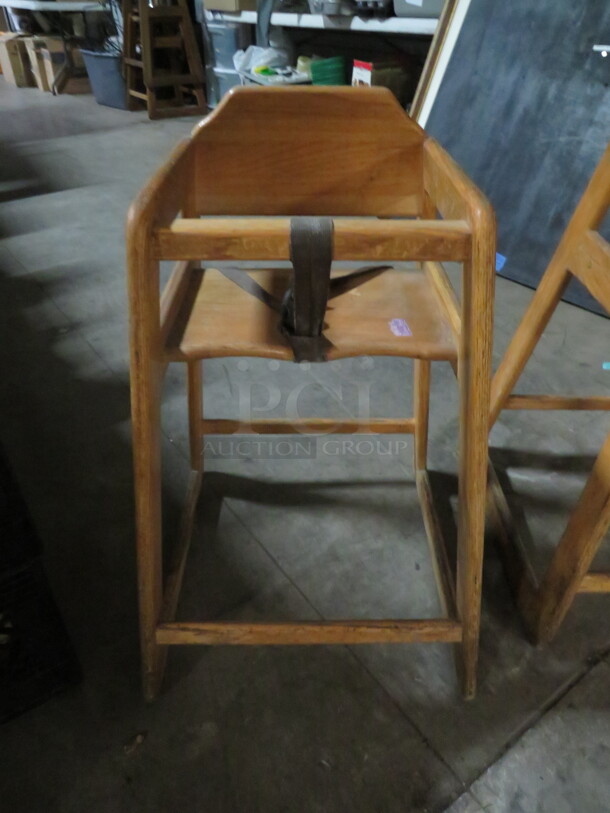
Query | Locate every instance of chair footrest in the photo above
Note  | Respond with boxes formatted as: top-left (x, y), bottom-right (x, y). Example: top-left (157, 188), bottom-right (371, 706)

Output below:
top-left (156, 619), bottom-right (462, 645)
top-left (200, 418), bottom-right (416, 435)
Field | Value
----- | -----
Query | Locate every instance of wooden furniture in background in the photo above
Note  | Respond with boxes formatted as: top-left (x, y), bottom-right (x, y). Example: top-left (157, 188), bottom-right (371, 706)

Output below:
top-left (488, 142), bottom-right (610, 644)
top-left (122, 0), bottom-right (205, 119)
top-left (127, 86), bottom-right (495, 700)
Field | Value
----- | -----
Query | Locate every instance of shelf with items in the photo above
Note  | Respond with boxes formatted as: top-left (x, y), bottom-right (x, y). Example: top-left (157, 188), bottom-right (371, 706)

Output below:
top-left (202, 9), bottom-right (438, 35)
top-left (197, 0), bottom-right (451, 110)
top-left (0, 0), bottom-right (105, 12)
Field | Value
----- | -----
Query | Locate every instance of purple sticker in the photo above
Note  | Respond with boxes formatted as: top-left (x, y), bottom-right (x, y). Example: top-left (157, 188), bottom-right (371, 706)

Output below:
top-left (389, 318), bottom-right (412, 337)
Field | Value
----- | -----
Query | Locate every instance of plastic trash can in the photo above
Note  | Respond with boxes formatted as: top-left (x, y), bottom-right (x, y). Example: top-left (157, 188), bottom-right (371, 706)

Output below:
top-left (80, 49), bottom-right (127, 110)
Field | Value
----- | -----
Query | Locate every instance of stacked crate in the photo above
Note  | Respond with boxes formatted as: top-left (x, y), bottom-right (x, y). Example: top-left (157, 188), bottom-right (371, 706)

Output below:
top-left (0, 448), bottom-right (81, 722)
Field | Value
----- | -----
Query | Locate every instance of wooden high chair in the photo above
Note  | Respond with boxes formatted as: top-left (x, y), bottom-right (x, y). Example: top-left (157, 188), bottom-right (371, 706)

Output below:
top-left (127, 86), bottom-right (496, 701)
top-left (488, 142), bottom-right (610, 644)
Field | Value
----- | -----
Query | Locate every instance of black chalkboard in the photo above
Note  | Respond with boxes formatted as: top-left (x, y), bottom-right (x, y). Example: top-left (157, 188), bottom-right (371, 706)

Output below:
top-left (426, 0), bottom-right (610, 316)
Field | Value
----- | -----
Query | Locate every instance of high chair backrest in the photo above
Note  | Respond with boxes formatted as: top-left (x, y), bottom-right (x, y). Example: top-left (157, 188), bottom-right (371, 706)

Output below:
top-left (187, 86), bottom-right (427, 217)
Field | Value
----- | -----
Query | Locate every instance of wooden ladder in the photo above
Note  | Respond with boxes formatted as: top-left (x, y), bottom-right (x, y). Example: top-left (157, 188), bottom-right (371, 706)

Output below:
top-left (123, 0), bottom-right (206, 120)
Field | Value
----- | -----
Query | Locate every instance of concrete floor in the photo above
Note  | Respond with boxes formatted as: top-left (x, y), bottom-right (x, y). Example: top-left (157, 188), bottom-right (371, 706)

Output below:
top-left (0, 82), bottom-right (609, 812)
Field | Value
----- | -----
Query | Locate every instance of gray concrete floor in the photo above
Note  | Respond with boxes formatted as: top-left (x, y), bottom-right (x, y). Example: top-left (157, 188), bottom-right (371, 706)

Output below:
top-left (0, 82), bottom-right (609, 812)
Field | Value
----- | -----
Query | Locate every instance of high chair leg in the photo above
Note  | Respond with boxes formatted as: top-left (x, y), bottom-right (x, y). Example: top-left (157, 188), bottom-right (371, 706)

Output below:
top-left (413, 359), bottom-right (431, 472)
top-left (187, 360), bottom-right (203, 472)
top-left (456, 248), bottom-right (495, 700)
top-left (131, 363), bottom-right (167, 701)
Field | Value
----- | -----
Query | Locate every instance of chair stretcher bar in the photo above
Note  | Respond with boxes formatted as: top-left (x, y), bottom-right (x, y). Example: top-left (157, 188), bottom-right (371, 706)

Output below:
top-left (578, 572), bottom-right (610, 593)
top-left (504, 395), bottom-right (610, 411)
top-left (156, 455), bottom-right (461, 650)
top-left (154, 217), bottom-right (472, 262)
top-left (156, 619), bottom-right (463, 645)
top-left (200, 418), bottom-right (416, 435)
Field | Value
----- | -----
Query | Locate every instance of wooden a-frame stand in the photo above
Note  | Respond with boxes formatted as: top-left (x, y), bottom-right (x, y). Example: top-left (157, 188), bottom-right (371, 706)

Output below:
top-left (488, 142), bottom-right (610, 644)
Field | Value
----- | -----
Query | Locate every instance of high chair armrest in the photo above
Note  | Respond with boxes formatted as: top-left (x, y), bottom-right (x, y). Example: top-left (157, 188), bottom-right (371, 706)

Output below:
top-left (127, 139), bottom-right (193, 241)
top-left (126, 139), bottom-right (195, 349)
top-left (127, 138), bottom-right (195, 240)
top-left (423, 138), bottom-right (496, 273)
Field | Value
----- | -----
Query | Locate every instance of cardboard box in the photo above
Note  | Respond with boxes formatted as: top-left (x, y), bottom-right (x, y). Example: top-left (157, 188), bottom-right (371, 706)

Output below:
top-left (0, 33), bottom-right (35, 88)
top-left (25, 37), bottom-right (51, 91)
top-left (204, 0), bottom-right (257, 12)
top-left (352, 58), bottom-right (415, 106)
top-left (25, 37), bottom-right (89, 93)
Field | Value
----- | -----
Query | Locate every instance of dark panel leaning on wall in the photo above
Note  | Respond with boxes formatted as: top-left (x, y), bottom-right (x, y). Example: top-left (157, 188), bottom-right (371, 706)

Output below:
top-left (426, 0), bottom-right (610, 316)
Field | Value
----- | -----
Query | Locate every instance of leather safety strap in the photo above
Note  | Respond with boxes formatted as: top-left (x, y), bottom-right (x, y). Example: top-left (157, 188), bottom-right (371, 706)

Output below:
top-left (215, 265), bottom-right (281, 314)
top-left (215, 215), bottom-right (392, 363)
top-left (280, 216), bottom-right (334, 363)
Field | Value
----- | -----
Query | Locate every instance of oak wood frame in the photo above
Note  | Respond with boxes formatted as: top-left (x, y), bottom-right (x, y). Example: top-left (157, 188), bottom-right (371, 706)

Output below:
top-left (127, 86), bottom-right (495, 700)
top-left (488, 142), bottom-right (610, 644)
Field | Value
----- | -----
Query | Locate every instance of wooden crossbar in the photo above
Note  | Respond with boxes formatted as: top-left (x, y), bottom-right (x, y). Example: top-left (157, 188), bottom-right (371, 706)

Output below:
top-left (156, 619), bottom-right (462, 645)
top-left (579, 572), bottom-right (610, 593)
top-left (504, 395), bottom-right (610, 411)
top-left (155, 217), bottom-right (472, 262)
top-left (200, 418), bottom-right (416, 435)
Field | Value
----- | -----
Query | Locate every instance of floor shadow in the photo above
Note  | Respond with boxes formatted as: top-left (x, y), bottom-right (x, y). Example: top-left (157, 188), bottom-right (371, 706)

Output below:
top-left (491, 446), bottom-right (597, 477)
top-left (0, 141), bottom-right (57, 208)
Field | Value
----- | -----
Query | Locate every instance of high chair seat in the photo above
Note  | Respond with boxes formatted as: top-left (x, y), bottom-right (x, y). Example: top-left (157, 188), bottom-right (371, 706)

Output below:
top-left (164, 266), bottom-right (458, 363)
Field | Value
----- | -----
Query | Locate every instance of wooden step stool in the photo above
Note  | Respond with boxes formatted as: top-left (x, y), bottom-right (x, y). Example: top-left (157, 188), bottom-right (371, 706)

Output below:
top-left (127, 86), bottom-right (496, 701)
top-left (123, 0), bottom-right (206, 119)
top-left (488, 141), bottom-right (610, 643)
